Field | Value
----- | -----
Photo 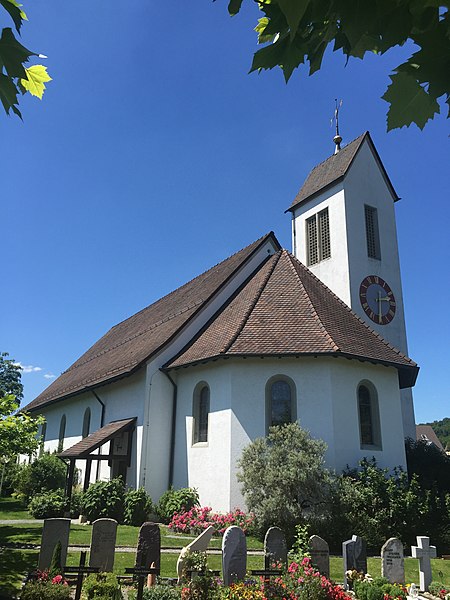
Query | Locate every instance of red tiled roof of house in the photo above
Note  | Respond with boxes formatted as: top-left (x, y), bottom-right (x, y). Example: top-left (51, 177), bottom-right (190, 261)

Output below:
top-left (287, 132), bottom-right (399, 212)
top-left (166, 250), bottom-right (418, 388)
top-left (25, 233), bottom-right (279, 412)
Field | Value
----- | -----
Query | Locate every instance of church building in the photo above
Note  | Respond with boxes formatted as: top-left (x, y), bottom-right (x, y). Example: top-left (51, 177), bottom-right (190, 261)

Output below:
top-left (25, 132), bottom-right (418, 512)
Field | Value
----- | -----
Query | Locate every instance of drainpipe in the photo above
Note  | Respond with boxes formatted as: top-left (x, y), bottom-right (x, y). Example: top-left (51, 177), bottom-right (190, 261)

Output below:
top-left (92, 390), bottom-right (105, 480)
top-left (163, 370), bottom-right (177, 487)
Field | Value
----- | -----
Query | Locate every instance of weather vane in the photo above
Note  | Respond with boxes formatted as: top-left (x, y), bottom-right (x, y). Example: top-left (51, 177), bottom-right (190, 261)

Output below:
top-left (331, 99), bottom-right (343, 153)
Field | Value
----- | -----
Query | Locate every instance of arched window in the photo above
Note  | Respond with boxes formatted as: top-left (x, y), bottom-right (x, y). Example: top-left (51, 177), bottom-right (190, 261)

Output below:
top-left (358, 383), bottom-right (382, 449)
top-left (58, 414), bottom-right (66, 452)
top-left (193, 384), bottom-right (210, 444)
top-left (39, 421), bottom-right (47, 456)
top-left (266, 377), bottom-right (296, 430)
top-left (82, 407), bottom-right (91, 438)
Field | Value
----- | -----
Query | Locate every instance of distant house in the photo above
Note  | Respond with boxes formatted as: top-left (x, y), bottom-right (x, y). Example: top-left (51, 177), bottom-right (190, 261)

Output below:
top-left (25, 132), bottom-right (419, 511)
top-left (416, 425), bottom-right (445, 452)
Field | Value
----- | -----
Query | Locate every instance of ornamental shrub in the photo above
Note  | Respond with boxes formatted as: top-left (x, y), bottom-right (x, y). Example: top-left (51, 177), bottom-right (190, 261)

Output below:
top-left (14, 453), bottom-right (67, 502)
top-left (429, 582), bottom-right (450, 599)
top-left (81, 478), bottom-right (125, 523)
top-left (168, 506), bottom-right (255, 536)
top-left (157, 487), bottom-right (199, 524)
top-left (82, 572), bottom-right (123, 599)
top-left (28, 489), bottom-right (67, 519)
top-left (127, 584), bottom-right (182, 600)
top-left (124, 487), bottom-right (153, 526)
top-left (20, 581), bottom-right (70, 600)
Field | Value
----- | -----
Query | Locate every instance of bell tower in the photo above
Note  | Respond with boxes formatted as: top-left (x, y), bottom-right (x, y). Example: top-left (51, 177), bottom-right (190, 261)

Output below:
top-left (287, 131), bottom-right (416, 440)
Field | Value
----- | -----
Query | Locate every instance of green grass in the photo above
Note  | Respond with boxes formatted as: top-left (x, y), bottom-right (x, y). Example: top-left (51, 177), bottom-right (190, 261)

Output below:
top-left (0, 496), bottom-right (31, 520)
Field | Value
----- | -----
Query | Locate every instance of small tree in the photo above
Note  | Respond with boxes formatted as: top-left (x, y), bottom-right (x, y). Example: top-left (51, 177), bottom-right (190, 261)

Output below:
top-left (238, 422), bottom-right (331, 543)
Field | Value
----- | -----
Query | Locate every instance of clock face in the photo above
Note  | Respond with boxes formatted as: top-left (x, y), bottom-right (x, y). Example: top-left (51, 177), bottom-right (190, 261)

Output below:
top-left (359, 275), bottom-right (396, 325)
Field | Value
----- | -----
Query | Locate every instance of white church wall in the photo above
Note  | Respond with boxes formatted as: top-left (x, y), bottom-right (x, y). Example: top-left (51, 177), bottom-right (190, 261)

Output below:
top-left (330, 359), bottom-right (407, 471)
top-left (292, 183), bottom-right (352, 306)
top-left (171, 363), bottom-right (232, 512)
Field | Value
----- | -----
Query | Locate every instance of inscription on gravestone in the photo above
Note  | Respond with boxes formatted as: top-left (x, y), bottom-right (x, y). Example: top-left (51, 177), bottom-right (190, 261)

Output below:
top-left (381, 537), bottom-right (404, 584)
top-left (136, 522), bottom-right (161, 570)
top-left (343, 534), bottom-right (367, 589)
top-left (264, 527), bottom-right (287, 569)
top-left (309, 535), bottom-right (330, 578)
top-left (89, 518), bottom-right (118, 572)
top-left (38, 518), bottom-right (71, 571)
top-left (222, 526), bottom-right (247, 586)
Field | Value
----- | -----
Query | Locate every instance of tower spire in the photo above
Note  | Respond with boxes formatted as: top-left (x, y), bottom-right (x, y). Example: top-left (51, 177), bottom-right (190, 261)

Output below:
top-left (332, 99), bottom-right (343, 153)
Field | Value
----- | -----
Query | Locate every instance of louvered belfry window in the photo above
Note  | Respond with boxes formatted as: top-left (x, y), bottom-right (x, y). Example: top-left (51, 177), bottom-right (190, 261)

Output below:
top-left (306, 208), bottom-right (330, 265)
top-left (365, 205), bottom-right (381, 259)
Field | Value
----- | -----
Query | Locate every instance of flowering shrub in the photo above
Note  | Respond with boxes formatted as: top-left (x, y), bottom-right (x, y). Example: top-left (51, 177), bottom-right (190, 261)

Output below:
top-left (353, 576), bottom-right (407, 600)
top-left (429, 582), bottom-right (450, 600)
top-left (169, 506), bottom-right (256, 536)
top-left (282, 558), bottom-right (351, 600)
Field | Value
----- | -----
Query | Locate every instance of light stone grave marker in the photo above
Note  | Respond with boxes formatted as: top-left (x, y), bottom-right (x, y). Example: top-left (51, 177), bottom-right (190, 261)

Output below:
top-left (411, 536), bottom-right (436, 591)
top-left (343, 534), bottom-right (367, 589)
top-left (264, 527), bottom-right (287, 569)
top-left (309, 535), bottom-right (330, 578)
top-left (89, 518), bottom-right (118, 572)
top-left (381, 537), bottom-right (404, 584)
top-left (177, 525), bottom-right (215, 583)
top-left (222, 526), bottom-right (247, 586)
top-left (38, 518), bottom-right (71, 571)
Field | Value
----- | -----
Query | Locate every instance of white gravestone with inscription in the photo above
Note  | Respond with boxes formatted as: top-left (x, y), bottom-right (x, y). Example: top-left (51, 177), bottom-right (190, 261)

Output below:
top-left (381, 537), bottom-right (404, 584)
top-left (89, 518), bottom-right (118, 572)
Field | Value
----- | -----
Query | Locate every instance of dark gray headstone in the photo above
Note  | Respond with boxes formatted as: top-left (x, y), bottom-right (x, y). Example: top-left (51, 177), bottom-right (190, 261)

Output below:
top-left (89, 518), bottom-right (118, 572)
top-left (222, 526), bottom-right (247, 586)
top-left (264, 527), bottom-right (287, 569)
top-left (38, 518), bottom-right (71, 571)
top-left (343, 535), bottom-right (367, 589)
top-left (381, 537), bottom-right (404, 584)
top-left (309, 535), bottom-right (330, 578)
top-left (135, 522), bottom-right (161, 569)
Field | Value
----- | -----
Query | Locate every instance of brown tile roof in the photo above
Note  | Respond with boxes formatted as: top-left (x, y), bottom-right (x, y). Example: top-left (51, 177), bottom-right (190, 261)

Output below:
top-left (166, 250), bottom-right (418, 388)
top-left (59, 418), bottom-right (136, 458)
top-left (416, 425), bottom-right (445, 451)
top-left (287, 132), bottom-right (399, 212)
top-left (25, 233), bottom-right (279, 412)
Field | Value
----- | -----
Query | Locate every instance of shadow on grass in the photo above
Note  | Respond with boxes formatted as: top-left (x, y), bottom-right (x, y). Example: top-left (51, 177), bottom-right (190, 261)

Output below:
top-left (0, 548), bottom-right (37, 599)
top-left (0, 524), bottom-right (42, 546)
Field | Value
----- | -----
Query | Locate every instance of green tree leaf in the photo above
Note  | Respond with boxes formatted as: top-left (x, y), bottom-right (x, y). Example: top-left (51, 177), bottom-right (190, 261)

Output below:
top-left (228, 0), bottom-right (243, 16)
top-left (277, 0), bottom-right (309, 40)
top-left (0, 27), bottom-right (35, 79)
top-left (382, 71), bottom-right (440, 130)
top-left (21, 64), bottom-right (51, 99)
top-left (0, 0), bottom-right (26, 33)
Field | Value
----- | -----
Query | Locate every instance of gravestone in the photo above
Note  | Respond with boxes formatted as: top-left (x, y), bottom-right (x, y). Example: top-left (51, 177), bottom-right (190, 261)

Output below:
top-left (135, 522), bottom-right (161, 570)
top-left (222, 526), bottom-right (247, 586)
top-left (342, 534), bottom-right (367, 589)
top-left (89, 518), bottom-right (118, 572)
top-left (309, 535), bottom-right (330, 578)
top-left (177, 525), bottom-right (215, 582)
top-left (38, 518), bottom-right (71, 571)
top-left (264, 527), bottom-right (287, 569)
top-left (411, 536), bottom-right (437, 591)
top-left (381, 537), bottom-right (404, 584)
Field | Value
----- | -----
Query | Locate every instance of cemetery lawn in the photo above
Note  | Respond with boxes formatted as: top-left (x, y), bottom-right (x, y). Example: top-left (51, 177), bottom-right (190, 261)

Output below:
top-left (0, 497), bottom-right (31, 520)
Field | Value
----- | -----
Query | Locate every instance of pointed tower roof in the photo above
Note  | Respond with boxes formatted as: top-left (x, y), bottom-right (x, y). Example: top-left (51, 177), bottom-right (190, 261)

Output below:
top-left (287, 132), bottom-right (399, 212)
top-left (25, 233), bottom-right (280, 411)
top-left (166, 250), bottom-right (418, 388)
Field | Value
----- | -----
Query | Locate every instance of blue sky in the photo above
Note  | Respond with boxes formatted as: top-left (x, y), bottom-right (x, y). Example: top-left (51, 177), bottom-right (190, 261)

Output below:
top-left (1, 2), bottom-right (449, 424)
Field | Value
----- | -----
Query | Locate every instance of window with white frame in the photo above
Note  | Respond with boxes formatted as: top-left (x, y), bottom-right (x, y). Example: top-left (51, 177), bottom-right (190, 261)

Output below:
top-left (306, 208), bottom-right (331, 265)
top-left (358, 382), bottom-right (382, 449)
top-left (364, 205), bottom-right (381, 259)
top-left (193, 384), bottom-right (210, 444)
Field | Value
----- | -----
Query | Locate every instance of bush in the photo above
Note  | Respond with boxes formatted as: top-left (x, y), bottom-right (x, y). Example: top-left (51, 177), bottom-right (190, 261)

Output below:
top-left (70, 488), bottom-right (84, 518)
top-left (157, 487), bottom-right (199, 524)
top-left (124, 487), bottom-right (153, 526)
top-left (0, 459), bottom-right (24, 497)
top-left (82, 572), bottom-right (123, 599)
top-left (14, 453), bottom-right (67, 502)
top-left (429, 581), bottom-right (450, 599)
top-left (28, 489), bottom-right (67, 519)
top-left (238, 423), bottom-right (331, 544)
top-left (128, 584), bottom-right (181, 600)
top-left (81, 478), bottom-right (125, 523)
top-left (20, 581), bottom-right (71, 600)
top-left (353, 577), bottom-right (407, 600)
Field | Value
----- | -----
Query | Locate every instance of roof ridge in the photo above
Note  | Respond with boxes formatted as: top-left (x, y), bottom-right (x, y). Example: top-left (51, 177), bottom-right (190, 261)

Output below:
top-left (287, 251), bottom-right (416, 366)
top-left (284, 251), bottom-right (339, 352)
top-left (307, 132), bottom-right (367, 174)
top-left (221, 251), bottom-right (282, 354)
